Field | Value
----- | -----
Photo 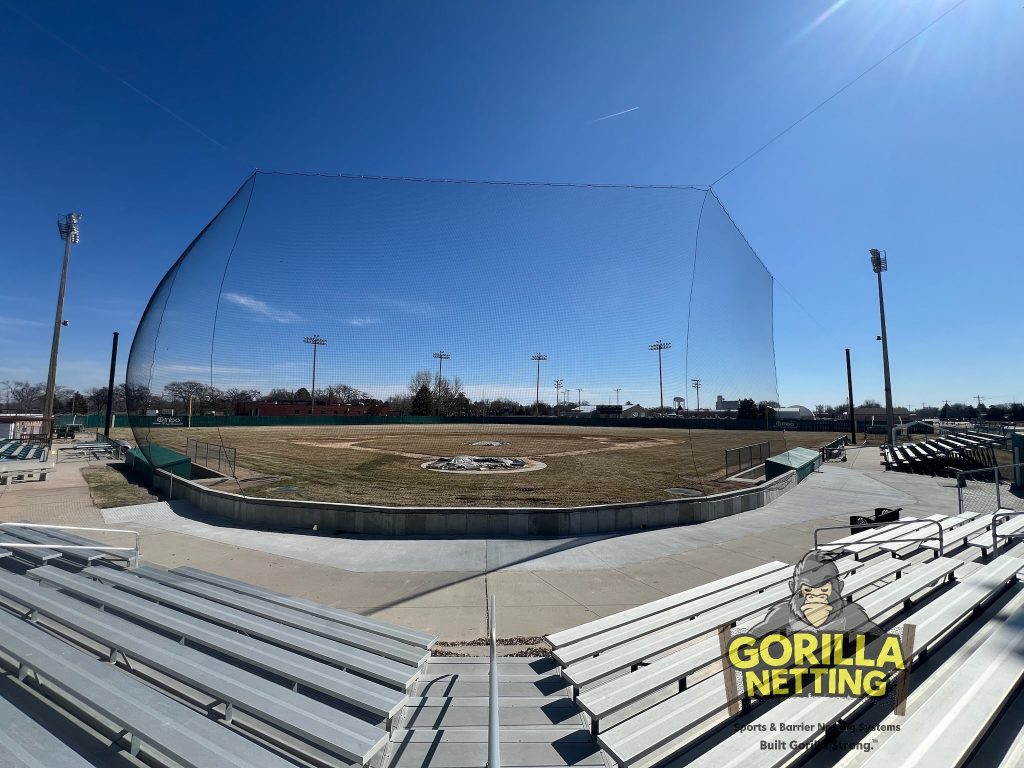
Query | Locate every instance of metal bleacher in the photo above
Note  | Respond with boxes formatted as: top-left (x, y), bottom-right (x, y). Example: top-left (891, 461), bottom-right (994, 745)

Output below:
top-left (0, 526), bottom-right (435, 767)
top-left (881, 429), bottom-right (1002, 475)
top-left (543, 502), bottom-right (1024, 768)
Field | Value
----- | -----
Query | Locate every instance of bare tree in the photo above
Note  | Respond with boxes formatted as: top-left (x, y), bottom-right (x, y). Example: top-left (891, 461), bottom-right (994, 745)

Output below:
top-left (163, 381), bottom-right (207, 411)
top-left (10, 381), bottom-right (45, 412)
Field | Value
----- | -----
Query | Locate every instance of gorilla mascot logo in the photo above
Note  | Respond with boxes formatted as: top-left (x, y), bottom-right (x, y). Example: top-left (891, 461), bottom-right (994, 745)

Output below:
top-left (749, 551), bottom-right (882, 639)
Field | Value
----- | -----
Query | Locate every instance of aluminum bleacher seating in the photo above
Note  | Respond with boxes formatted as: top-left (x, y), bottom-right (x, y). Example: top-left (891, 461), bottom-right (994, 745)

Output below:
top-left (676, 555), bottom-right (1023, 768)
top-left (131, 564), bottom-right (428, 667)
top-left (0, 570), bottom-right (390, 765)
top-left (170, 564), bottom-right (437, 648)
top-left (81, 565), bottom-right (422, 690)
top-left (0, 605), bottom-right (302, 768)
top-left (31, 566), bottom-right (407, 724)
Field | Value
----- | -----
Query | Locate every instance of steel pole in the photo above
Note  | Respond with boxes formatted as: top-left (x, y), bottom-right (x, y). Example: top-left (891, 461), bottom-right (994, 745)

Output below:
top-left (877, 271), bottom-right (896, 445)
top-left (845, 348), bottom-right (856, 444)
top-left (104, 332), bottom-right (119, 438)
top-left (657, 348), bottom-right (664, 410)
top-left (311, 342), bottom-right (318, 415)
top-left (535, 360), bottom-right (540, 415)
top-left (43, 234), bottom-right (74, 433)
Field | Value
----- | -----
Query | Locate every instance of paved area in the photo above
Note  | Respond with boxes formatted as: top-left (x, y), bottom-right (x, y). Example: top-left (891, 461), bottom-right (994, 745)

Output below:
top-left (0, 446), bottom-right (962, 640)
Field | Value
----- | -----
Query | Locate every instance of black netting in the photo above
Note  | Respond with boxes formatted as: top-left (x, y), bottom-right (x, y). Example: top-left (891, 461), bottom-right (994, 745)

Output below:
top-left (125, 172), bottom-right (803, 507)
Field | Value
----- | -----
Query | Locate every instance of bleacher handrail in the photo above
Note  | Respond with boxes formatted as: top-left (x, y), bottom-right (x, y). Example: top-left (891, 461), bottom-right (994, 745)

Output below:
top-left (487, 592), bottom-right (501, 768)
top-left (814, 518), bottom-right (944, 558)
top-left (0, 523), bottom-right (140, 568)
top-left (990, 509), bottom-right (1024, 556)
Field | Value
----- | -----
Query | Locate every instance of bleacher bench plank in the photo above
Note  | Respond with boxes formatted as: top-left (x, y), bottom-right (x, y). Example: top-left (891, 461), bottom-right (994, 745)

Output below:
top-left (595, 557), bottom-right (964, 764)
top-left (0, 525), bottom-right (107, 566)
top-left (171, 564), bottom-right (435, 648)
top-left (0, 572), bottom-right (388, 765)
top-left (878, 513), bottom-right (978, 557)
top-left (677, 555), bottom-right (1022, 768)
top-left (0, 685), bottom-right (104, 768)
top-left (0, 529), bottom-right (61, 565)
top-left (860, 587), bottom-right (1024, 767)
top-left (82, 565), bottom-right (420, 690)
top-left (0, 608), bottom-right (299, 768)
top-left (133, 565), bottom-right (427, 667)
top-left (564, 556), bottom-right (899, 690)
top-left (547, 561), bottom-right (789, 649)
top-left (33, 566), bottom-right (406, 720)
top-left (966, 514), bottom-right (1024, 554)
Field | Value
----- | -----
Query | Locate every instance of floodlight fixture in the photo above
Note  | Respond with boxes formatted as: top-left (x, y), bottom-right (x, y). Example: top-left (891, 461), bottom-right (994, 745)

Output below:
top-left (869, 248), bottom-right (887, 274)
top-left (57, 213), bottom-right (81, 244)
top-left (649, 340), bottom-right (671, 411)
top-left (303, 335), bottom-right (328, 414)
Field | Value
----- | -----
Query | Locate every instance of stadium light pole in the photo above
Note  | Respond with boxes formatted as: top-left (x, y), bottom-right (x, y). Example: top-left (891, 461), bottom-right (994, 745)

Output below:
top-left (615, 388), bottom-right (622, 405)
top-left (576, 388), bottom-right (583, 408)
top-left (554, 379), bottom-right (563, 414)
top-left (531, 353), bottom-right (547, 415)
top-left (691, 378), bottom-right (702, 413)
top-left (870, 249), bottom-right (896, 445)
top-left (303, 335), bottom-right (327, 415)
top-left (432, 350), bottom-right (450, 416)
top-left (44, 213), bottom-right (81, 435)
top-left (649, 340), bottom-right (671, 411)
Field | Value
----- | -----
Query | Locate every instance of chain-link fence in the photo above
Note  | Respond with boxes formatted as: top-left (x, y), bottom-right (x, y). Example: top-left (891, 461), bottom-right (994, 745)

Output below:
top-left (185, 437), bottom-right (237, 476)
top-left (819, 435), bottom-right (848, 462)
top-left (956, 463), bottom-right (1024, 516)
top-left (725, 441), bottom-right (772, 477)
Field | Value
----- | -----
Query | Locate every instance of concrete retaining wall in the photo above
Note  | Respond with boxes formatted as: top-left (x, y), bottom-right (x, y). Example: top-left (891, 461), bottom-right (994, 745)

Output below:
top-left (150, 468), bottom-right (800, 536)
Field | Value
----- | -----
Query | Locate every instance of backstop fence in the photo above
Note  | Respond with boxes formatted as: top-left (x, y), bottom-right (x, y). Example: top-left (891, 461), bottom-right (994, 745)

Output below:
top-left (956, 463), bottom-right (1024, 517)
top-left (185, 437), bottom-right (237, 477)
top-left (725, 441), bottom-right (772, 477)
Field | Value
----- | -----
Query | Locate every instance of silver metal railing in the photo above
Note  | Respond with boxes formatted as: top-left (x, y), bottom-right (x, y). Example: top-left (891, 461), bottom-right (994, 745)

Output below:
top-left (0, 523), bottom-right (141, 568)
top-left (814, 518), bottom-right (944, 558)
top-left (487, 592), bottom-right (501, 768)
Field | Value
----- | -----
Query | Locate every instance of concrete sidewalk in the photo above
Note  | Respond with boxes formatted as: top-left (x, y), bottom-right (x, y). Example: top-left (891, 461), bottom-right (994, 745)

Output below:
top-left (0, 449), bottom-right (961, 640)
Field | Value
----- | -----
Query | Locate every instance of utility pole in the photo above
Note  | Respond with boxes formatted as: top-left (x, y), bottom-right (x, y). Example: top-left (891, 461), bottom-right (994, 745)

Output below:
top-left (432, 350), bottom-right (450, 416)
top-left (870, 249), bottom-right (896, 445)
top-left (554, 379), bottom-right (563, 414)
top-left (975, 395), bottom-right (986, 408)
top-left (577, 388), bottom-right (583, 408)
top-left (531, 353), bottom-right (547, 415)
top-left (303, 335), bottom-right (327, 415)
top-left (845, 348), bottom-right (856, 444)
top-left (648, 340), bottom-right (671, 411)
top-left (614, 388), bottom-right (621, 406)
top-left (691, 379), bottom-right (702, 413)
top-left (44, 213), bottom-right (81, 436)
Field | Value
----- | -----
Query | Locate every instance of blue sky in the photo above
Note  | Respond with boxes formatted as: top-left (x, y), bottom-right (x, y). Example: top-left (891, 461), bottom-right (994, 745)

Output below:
top-left (2, 0), bottom-right (1021, 408)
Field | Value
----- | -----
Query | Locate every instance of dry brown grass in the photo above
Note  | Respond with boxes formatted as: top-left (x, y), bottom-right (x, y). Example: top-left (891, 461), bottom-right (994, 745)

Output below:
top-left (113, 424), bottom-right (842, 507)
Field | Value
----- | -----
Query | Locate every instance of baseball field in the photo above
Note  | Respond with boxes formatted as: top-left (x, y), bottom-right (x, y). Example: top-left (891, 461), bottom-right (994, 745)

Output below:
top-left (119, 424), bottom-right (844, 507)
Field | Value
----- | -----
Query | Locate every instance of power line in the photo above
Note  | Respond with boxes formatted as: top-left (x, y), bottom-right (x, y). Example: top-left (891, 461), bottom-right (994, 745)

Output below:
top-left (712, 0), bottom-right (973, 186)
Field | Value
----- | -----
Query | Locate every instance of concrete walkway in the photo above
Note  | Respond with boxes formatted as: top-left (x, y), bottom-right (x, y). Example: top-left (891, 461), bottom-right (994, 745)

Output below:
top-left (0, 447), bottom-right (962, 640)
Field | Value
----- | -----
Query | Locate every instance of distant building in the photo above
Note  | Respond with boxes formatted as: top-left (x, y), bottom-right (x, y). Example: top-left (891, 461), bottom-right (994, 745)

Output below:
top-left (774, 405), bottom-right (816, 421)
top-left (716, 395), bottom-right (740, 411)
top-left (622, 404), bottom-right (649, 418)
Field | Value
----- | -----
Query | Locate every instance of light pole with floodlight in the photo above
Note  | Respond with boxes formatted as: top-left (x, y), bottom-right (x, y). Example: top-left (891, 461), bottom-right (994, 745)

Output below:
top-left (531, 353), bottom-right (547, 415)
top-left (44, 213), bottom-right (81, 432)
top-left (870, 249), bottom-right (897, 445)
top-left (649, 340), bottom-right (671, 411)
top-left (303, 335), bottom-right (327, 414)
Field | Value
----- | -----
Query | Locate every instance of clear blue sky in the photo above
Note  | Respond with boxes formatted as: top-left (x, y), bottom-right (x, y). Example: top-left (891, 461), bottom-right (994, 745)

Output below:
top-left (2, 0), bottom-right (1021, 409)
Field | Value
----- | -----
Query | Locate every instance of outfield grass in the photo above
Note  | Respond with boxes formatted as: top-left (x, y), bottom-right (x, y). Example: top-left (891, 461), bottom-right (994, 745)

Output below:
top-left (81, 463), bottom-right (161, 509)
top-left (115, 424), bottom-right (842, 507)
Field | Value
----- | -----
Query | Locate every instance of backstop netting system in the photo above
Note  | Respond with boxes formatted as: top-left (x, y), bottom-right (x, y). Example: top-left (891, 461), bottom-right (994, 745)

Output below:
top-left (126, 171), bottom-right (831, 509)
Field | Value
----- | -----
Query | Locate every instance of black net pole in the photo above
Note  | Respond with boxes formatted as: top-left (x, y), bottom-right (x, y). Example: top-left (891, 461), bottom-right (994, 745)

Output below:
top-left (103, 332), bottom-right (119, 438)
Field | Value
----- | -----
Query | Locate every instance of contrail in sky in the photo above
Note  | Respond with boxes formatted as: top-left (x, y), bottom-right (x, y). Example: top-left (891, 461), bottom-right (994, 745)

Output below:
top-left (593, 106), bottom-right (639, 122)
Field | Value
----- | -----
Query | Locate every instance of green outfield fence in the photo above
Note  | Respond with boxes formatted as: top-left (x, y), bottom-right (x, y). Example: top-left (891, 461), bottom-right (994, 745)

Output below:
top-left (60, 412), bottom-right (860, 432)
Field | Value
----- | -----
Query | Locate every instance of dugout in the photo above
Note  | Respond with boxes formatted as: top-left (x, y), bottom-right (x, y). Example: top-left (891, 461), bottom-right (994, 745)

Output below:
top-left (764, 447), bottom-right (821, 482)
top-left (126, 445), bottom-right (192, 481)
